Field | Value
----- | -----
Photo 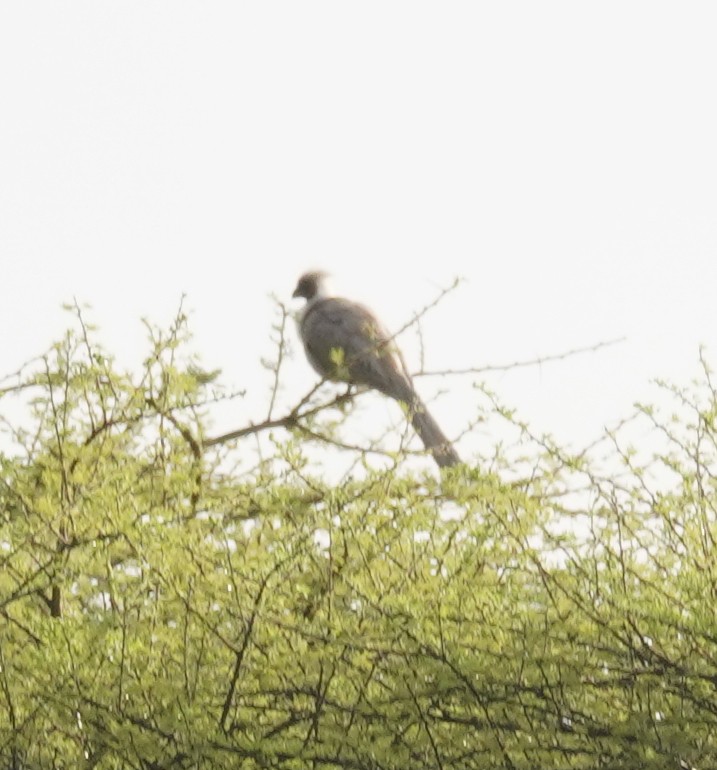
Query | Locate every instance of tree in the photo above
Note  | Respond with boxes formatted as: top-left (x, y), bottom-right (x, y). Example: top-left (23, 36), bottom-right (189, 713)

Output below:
top-left (0, 301), bottom-right (715, 769)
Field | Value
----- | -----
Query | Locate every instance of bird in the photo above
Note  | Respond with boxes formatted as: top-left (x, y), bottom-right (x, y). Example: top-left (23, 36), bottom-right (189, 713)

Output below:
top-left (292, 270), bottom-right (461, 468)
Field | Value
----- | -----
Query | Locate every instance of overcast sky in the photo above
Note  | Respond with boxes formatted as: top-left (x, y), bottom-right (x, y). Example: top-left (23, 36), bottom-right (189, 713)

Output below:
top-left (1, 3), bottom-right (715, 460)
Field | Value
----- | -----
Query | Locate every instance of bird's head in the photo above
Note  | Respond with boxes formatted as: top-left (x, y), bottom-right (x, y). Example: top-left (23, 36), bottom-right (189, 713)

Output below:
top-left (292, 270), bottom-right (331, 302)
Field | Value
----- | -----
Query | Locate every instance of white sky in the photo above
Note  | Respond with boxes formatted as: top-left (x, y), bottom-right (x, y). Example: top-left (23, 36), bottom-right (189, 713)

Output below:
top-left (1, 3), bottom-right (716, 460)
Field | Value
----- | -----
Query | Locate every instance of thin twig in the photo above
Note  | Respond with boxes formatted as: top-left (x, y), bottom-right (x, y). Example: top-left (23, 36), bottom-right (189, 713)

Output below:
top-left (415, 337), bottom-right (626, 378)
top-left (391, 278), bottom-right (462, 343)
top-left (266, 302), bottom-right (289, 421)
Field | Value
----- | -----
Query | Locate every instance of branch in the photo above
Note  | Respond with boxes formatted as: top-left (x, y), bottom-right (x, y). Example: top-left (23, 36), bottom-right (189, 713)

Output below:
top-left (415, 337), bottom-right (626, 378)
top-left (390, 277), bottom-right (462, 342)
top-left (203, 386), bottom-right (359, 448)
top-left (265, 301), bottom-right (290, 421)
top-left (0, 355), bottom-right (46, 397)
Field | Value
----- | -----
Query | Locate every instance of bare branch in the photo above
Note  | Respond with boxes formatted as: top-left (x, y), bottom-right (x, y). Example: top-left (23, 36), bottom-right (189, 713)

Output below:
top-left (265, 301), bottom-right (290, 421)
top-left (415, 337), bottom-right (626, 378)
top-left (203, 386), bottom-right (360, 448)
top-left (391, 277), bottom-right (462, 343)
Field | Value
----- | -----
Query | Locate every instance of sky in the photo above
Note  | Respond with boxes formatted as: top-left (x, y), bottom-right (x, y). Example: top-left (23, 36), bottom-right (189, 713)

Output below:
top-left (1, 3), bottom-right (716, 463)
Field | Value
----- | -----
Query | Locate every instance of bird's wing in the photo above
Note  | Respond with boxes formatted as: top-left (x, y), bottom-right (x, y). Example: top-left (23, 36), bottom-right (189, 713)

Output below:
top-left (300, 297), bottom-right (413, 401)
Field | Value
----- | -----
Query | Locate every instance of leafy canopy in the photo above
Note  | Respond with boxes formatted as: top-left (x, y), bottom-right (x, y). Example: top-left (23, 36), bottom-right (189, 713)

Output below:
top-left (0, 306), bottom-right (715, 769)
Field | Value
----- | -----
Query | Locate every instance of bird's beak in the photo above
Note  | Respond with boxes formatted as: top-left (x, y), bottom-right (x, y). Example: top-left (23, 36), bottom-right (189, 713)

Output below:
top-left (292, 286), bottom-right (301, 298)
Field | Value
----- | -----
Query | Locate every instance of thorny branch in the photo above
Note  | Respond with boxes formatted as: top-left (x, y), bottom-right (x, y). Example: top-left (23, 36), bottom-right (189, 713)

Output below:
top-left (415, 337), bottom-right (626, 378)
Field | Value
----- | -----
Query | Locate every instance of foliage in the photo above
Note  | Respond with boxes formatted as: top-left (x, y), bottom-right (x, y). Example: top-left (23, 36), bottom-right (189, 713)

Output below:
top-left (0, 308), bottom-right (716, 769)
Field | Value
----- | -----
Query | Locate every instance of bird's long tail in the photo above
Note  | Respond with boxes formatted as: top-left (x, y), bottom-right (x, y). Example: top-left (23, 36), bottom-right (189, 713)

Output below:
top-left (410, 398), bottom-right (461, 469)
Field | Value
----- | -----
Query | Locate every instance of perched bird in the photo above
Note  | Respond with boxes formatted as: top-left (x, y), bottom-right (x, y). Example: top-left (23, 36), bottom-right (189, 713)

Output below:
top-left (292, 270), bottom-right (461, 468)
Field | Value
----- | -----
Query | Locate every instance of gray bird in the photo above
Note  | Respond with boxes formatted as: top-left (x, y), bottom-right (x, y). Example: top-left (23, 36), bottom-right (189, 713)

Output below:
top-left (293, 270), bottom-right (461, 468)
